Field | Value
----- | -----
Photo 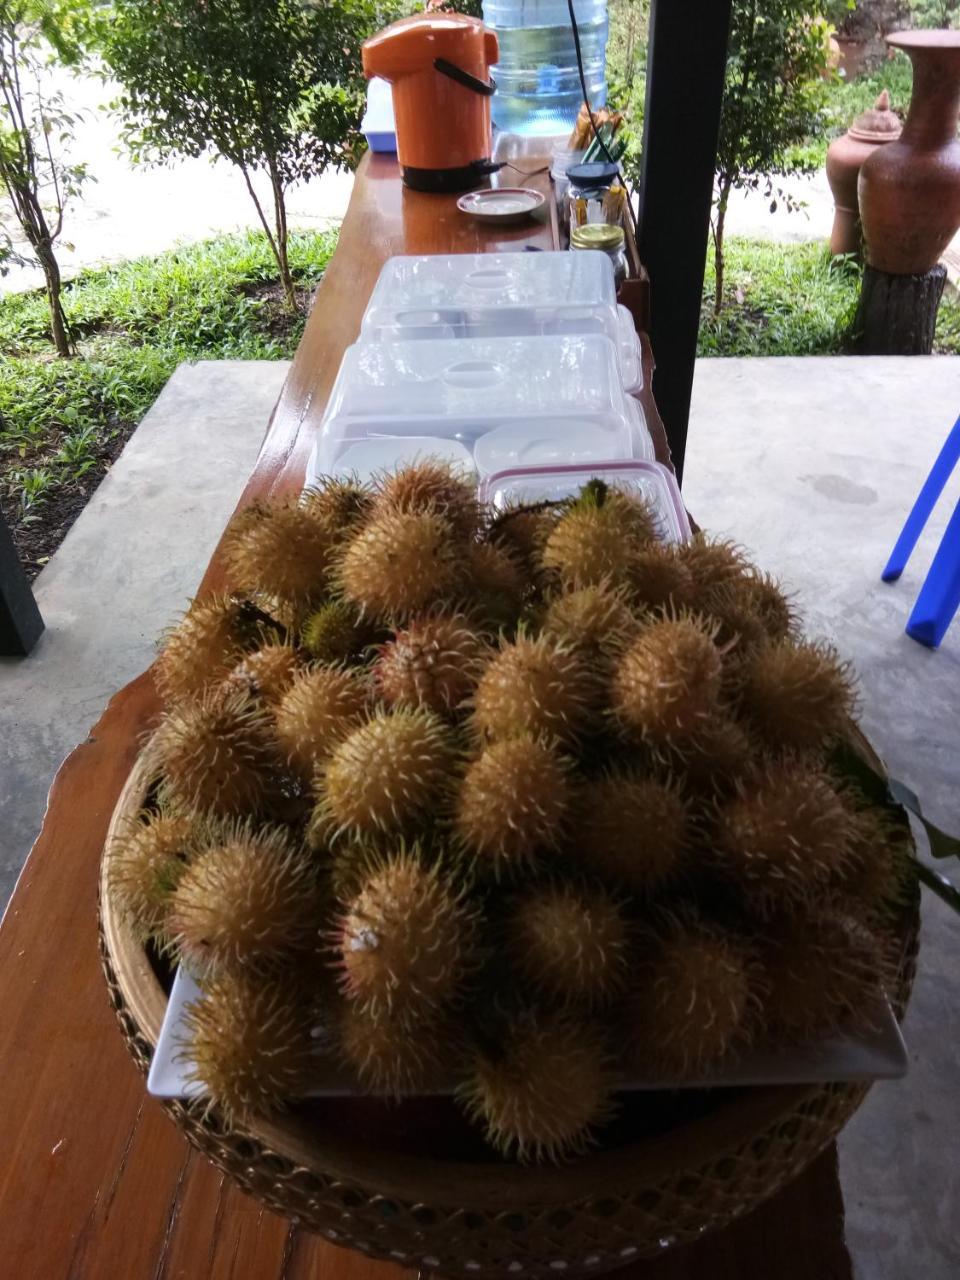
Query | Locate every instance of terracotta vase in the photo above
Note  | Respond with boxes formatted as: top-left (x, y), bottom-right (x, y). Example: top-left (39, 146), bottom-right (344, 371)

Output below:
top-left (826, 90), bottom-right (901, 256)
top-left (858, 30), bottom-right (960, 275)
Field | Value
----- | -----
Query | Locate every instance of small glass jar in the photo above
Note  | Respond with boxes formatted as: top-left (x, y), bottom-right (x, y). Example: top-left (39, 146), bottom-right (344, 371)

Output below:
top-left (570, 223), bottom-right (629, 289)
top-left (566, 161), bottom-right (623, 230)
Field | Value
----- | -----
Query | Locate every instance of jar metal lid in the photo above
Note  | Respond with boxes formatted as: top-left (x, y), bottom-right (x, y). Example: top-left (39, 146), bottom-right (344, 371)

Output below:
top-left (570, 223), bottom-right (625, 251)
top-left (567, 161), bottom-right (620, 189)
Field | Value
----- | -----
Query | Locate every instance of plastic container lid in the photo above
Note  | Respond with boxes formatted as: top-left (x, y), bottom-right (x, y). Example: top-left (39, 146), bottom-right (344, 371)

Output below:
top-left (568, 161), bottom-right (620, 189)
top-left (359, 251), bottom-right (642, 391)
top-left (479, 461), bottom-right (691, 545)
top-left (571, 223), bottom-right (625, 251)
top-left (315, 436), bottom-right (476, 485)
top-left (306, 333), bottom-right (652, 483)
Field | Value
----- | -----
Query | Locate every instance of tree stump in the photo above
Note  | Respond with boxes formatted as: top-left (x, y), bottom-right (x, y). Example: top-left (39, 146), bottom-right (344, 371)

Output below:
top-left (852, 263), bottom-right (947, 354)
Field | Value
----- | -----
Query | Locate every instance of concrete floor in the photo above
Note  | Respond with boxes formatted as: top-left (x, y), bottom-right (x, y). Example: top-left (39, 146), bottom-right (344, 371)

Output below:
top-left (0, 355), bottom-right (958, 1277)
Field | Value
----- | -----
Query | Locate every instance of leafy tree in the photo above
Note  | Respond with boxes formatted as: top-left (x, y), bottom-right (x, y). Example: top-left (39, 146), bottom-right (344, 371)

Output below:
top-left (712, 1), bottom-right (830, 315)
top-left (99, 0), bottom-right (397, 310)
top-left (0, 0), bottom-right (90, 356)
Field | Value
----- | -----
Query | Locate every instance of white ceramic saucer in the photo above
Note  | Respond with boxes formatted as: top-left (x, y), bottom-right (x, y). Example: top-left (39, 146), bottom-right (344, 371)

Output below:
top-left (457, 187), bottom-right (545, 225)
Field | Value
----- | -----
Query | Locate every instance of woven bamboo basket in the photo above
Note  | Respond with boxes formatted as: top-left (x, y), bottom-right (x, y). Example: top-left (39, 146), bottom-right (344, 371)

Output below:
top-left (99, 732), bottom-right (919, 1280)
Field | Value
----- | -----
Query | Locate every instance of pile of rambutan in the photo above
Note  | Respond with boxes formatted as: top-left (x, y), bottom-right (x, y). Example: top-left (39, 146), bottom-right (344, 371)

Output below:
top-left (109, 462), bottom-right (913, 1162)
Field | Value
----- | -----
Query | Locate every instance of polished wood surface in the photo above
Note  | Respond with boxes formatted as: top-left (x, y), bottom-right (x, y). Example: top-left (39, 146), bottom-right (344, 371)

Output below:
top-left (0, 153), bottom-right (851, 1279)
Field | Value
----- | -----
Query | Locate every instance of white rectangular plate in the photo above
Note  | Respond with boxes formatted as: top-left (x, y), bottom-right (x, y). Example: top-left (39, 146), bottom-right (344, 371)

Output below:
top-left (147, 967), bottom-right (908, 1101)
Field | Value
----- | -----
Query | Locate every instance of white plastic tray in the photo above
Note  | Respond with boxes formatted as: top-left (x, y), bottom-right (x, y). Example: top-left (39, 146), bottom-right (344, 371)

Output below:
top-left (148, 966), bottom-right (908, 1101)
top-left (360, 251), bottom-right (642, 392)
top-left (306, 334), bottom-right (652, 486)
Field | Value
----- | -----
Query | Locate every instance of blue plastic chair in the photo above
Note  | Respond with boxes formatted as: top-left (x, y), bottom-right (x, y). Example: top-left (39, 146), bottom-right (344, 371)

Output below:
top-left (882, 414), bottom-right (960, 648)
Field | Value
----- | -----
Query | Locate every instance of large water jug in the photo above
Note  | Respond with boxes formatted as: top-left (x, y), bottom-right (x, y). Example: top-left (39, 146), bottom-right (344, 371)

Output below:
top-left (482, 0), bottom-right (608, 137)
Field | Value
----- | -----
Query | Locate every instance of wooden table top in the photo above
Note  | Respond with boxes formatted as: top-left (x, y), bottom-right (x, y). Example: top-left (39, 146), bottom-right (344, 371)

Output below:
top-left (0, 153), bottom-right (853, 1279)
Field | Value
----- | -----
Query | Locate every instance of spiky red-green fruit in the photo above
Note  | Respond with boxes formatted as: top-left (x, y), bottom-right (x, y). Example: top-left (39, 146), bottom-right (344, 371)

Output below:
top-left (302, 477), bottom-right (373, 534)
top-left (706, 571), bottom-right (796, 650)
top-left (455, 736), bottom-right (572, 872)
top-left (461, 541), bottom-right (527, 629)
top-left (740, 639), bottom-right (855, 753)
top-left (274, 665), bottom-right (369, 781)
top-left (155, 595), bottom-right (264, 705)
top-left (336, 509), bottom-right (461, 621)
top-left (184, 971), bottom-right (315, 1121)
top-left (675, 535), bottom-right (750, 593)
top-left (223, 498), bottom-right (335, 606)
top-left (838, 804), bottom-right (914, 920)
top-left (488, 505), bottom-right (556, 568)
top-left (336, 1000), bottom-right (455, 1098)
top-left (541, 489), bottom-right (658, 590)
top-left (629, 542), bottom-right (697, 612)
top-left (611, 614), bottom-right (723, 748)
top-left (374, 613), bottom-right (488, 714)
top-left (223, 643), bottom-right (302, 705)
top-left (673, 715), bottom-right (755, 793)
top-left (762, 911), bottom-right (888, 1041)
top-left (542, 582), bottom-right (637, 657)
top-left (459, 1009), bottom-right (616, 1161)
top-left (320, 709), bottom-right (457, 839)
top-left (627, 916), bottom-right (759, 1077)
top-left (471, 633), bottom-right (596, 745)
top-left (166, 820), bottom-right (321, 975)
top-left (375, 460), bottom-right (480, 539)
top-left (572, 771), bottom-right (689, 893)
top-left (715, 762), bottom-right (853, 917)
top-left (300, 600), bottom-right (374, 664)
top-left (108, 810), bottom-right (194, 938)
top-left (335, 850), bottom-right (478, 1022)
top-left (506, 882), bottom-right (629, 1007)
top-left (149, 688), bottom-right (279, 818)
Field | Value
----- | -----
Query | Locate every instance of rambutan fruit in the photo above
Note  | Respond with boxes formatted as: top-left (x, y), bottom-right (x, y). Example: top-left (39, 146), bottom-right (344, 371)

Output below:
top-left (838, 804), bottom-right (914, 920)
top-left (488, 505), bottom-right (556, 568)
top-left (319, 709), bottom-right (457, 839)
top-left (300, 600), bottom-right (374, 665)
top-left (273, 664), bottom-right (369, 781)
top-left (541, 487), bottom-right (658, 590)
top-left (458, 1008), bottom-right (616, 1161)
top-left (155, 594), bottom-right (264, 705)
top-left (611, 614), bottom-right (723, 749)
top-left (166, 820), bottom-right (321, 975)
top-left (223, 498), bottom-right (336, 607)
top-left (672, 715), bottom-right (755, 793)
top-left (302, 476), bottom-right (373, 534)
top-left (334, 849), bottom-right (478, 1021)
top-left (739, 639), bottom-right (856, 754)
top-left (542, 582), bottom-right (637, 657)
top-left (629, 543), bottom-right (697, 612)
top-left (184, 970), bottom-right (316, 1122)
top-left (572, 771), bottom-right (689, 893)
top-left (626, 916), bottom-right (760, 1078)
top-left (674, 534), bottom-right (750, 593)
top-left (715, 762), bottom-right (854, 917)
top-left (223, 643), bottom-right (302, 705)
top-left (336, 509), bottom-right (461, 621)
top-left (149, 688), bottom-right (279, 818)
top-left (460, 541), bottom-right (527, 629)
top-left (336, 1000), bottom-right (455, 1098)
top-left (454, 735), bottom-right (572, 872)
top-left (108, 810), bottom-right (194, 938)
top-left (374, 613), bottom-right (488, 715)
top-left (471, 633), bottom-right (597, 745)
top-left (375, 460), bottom-right (479, 540)
top-left (761, 910), bottom-right (888, 1042)
top-left (506, 882), bottom-right (630, 1007)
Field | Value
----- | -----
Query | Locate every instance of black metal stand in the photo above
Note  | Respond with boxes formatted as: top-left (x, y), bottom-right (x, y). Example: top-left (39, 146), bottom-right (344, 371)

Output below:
top-left (0, 508), bottom-right (44, 656)
top-left (636, 0), bottom-right (733, 484)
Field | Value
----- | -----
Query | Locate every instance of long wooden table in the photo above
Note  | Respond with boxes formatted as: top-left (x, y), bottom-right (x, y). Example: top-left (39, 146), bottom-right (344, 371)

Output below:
top-left (0, 153), bottom-right (853, 1279)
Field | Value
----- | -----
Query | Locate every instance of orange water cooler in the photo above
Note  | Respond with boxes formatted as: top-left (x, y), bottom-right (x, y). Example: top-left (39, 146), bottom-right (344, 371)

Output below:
top-left (362, 14), bottom-right (500, 193)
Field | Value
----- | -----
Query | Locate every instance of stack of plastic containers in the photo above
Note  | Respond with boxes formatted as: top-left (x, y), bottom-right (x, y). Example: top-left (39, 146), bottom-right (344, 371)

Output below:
top-left (306, 249), bottom-right (689, 543)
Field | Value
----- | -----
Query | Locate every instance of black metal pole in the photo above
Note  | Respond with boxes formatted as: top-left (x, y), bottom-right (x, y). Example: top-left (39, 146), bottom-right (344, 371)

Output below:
top-left (0, 508), bottom-right (44, 656)
top-left (636, 0), bottom-right (733, 484)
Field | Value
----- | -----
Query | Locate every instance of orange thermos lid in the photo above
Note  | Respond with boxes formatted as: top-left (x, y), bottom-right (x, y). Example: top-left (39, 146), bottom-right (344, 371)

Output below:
top-left (362, 14), bottom-right (500, 193)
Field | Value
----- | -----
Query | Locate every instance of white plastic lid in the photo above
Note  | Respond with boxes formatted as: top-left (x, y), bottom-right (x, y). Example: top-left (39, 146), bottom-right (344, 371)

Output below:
top-left (360, 252), bottom-right (642, 392)
top-left (310, 333), bottom-right (652, 479)
top-left (307, 435), bottom-right (475, 487)
top-left (361, 76), bottom-right (395, 131)
top-left (479, 461), bottom-right (691, 545)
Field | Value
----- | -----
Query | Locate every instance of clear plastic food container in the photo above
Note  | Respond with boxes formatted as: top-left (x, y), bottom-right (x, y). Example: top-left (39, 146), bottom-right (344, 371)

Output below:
top-left (306, 333), bottom-right (653, 486)
top-left (479, 460), bottom-right (691, 545)
top-left (359, 251), bottom-right (642, 392)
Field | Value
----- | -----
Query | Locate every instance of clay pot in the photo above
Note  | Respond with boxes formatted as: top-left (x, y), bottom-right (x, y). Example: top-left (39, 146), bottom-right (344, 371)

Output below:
top-left (826, 90), bottom-right (901, 256)
top-left (858, 31), bottom-right (960, 275)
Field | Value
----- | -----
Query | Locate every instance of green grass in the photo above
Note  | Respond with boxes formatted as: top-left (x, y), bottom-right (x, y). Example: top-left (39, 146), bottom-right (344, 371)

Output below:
top-left (698, 237), bottom-right (960, 357)
top-left (0, 228), bottom-right (338, 542)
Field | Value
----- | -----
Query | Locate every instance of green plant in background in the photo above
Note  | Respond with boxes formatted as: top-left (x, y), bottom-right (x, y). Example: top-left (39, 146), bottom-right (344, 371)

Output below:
top-left (606, 0), bottom-right (648, 189)
top-left (0, 0), bottom-right (92, 355)
top-left (97, 0), bottom-right (395, 311)
top-left (911, 0), bottom-right (960, 25)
